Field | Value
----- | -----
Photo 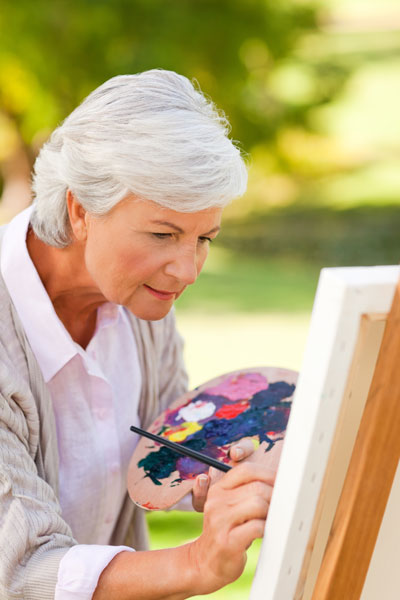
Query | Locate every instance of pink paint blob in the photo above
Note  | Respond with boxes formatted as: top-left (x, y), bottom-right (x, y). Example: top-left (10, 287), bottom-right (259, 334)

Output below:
top-left (205, 372), bottom-right (268, 401)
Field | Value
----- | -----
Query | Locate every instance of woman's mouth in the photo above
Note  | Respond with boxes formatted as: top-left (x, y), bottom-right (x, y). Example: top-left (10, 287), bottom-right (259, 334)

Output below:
top-left (143, 284), bottom-right (177, 301)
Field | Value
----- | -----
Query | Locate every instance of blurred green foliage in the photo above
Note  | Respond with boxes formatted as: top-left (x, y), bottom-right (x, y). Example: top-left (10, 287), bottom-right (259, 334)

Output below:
top-left (218, 204), bottom-right (400, 268)
top-left (0, 0), bottom-right (399, 263)
top-left (0, 0), bottom-right (319, 151)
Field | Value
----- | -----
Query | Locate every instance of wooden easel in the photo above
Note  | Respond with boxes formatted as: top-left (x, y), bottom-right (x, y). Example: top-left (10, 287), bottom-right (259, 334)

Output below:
top-left (311, 282), bottom-right (400, 599)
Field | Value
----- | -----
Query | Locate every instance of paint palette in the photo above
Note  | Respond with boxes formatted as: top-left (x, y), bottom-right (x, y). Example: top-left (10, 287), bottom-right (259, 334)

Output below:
top-left (127, 367), bottom-right (298, 510)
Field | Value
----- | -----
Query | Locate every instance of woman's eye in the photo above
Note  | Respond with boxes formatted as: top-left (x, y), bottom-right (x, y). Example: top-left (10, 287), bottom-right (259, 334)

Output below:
top-left (152, 232), bottom-right (173, 239)
top-left (151, 233), bottom-right (213, 243)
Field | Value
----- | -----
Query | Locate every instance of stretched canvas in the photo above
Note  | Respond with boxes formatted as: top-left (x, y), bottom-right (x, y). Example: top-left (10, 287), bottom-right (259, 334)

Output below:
top-left (250, 265), bottom-right (400, 600)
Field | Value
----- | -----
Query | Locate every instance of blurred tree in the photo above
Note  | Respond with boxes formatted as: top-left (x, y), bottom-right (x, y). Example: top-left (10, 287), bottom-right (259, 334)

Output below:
top-left (0, 0), bottom-right (325, 214)
top-left (2, 0), bottom-right (398, 268)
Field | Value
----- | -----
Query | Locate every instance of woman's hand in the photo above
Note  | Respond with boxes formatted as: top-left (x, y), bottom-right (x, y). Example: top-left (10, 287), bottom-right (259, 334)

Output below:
top-left (189, 462), bottom-right (275, 596)
top-left (94, 459), bottom-right (274, 600)
top-left (191, 438), bottom-right (256, 512)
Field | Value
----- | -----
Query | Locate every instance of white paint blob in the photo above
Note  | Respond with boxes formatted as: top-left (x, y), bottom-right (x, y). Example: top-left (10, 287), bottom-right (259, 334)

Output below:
top-left (176, 400), bottom-right (216, 422)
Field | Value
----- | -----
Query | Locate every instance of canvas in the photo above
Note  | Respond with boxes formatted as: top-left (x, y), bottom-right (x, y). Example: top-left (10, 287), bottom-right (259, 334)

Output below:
top-left (250, 265), bottom-right (400, 600)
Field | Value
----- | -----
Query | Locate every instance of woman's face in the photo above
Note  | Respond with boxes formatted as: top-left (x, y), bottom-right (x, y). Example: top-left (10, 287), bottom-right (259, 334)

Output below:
top-left (80, 196), bottom-right (222, 320)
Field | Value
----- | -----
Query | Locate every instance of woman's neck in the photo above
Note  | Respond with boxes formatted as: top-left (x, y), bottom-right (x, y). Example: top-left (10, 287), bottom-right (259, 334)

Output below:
top-left (26, 228), bottom-right (106, 348)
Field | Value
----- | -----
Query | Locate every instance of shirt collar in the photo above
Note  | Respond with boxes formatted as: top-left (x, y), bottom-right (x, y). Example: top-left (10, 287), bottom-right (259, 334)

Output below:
top-left (0, 207), bottom-right (120, 382)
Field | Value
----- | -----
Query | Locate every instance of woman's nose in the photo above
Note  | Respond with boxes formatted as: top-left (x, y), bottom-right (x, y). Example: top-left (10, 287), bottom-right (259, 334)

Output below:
top-left (164, 248), bottom-right (198, 285)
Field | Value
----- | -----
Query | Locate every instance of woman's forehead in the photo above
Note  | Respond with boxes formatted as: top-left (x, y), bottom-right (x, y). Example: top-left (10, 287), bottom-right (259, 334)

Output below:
top-left (114, 195), bottom-right (223, 230)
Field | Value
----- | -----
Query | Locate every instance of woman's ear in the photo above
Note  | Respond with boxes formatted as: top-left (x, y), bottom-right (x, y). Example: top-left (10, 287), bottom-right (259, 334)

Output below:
top-left (66, 190), bottom-right (87, 241)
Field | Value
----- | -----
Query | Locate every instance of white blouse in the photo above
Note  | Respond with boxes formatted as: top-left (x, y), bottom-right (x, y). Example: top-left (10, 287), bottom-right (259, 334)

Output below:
top-left (1, 207), bottom-right (141, 598)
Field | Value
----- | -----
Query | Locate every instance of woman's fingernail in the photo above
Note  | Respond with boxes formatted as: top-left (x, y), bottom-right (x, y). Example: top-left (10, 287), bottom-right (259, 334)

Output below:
top-left (198, 475), bottom-right (208, 489)
top-left (234, 448), bottom-right (244, 460)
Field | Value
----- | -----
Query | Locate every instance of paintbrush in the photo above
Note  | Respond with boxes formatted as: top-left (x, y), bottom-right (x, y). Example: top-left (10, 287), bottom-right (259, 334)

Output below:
top-left (130, 425), bottom-right (232, 473)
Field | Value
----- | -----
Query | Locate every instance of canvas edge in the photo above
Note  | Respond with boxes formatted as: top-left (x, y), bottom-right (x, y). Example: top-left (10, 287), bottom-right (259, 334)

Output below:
top-left (250, 265), bottom-right (400, 600)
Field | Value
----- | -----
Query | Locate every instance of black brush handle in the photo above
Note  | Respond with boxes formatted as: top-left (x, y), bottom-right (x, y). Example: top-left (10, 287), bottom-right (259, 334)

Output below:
top-left (130, 425), bottom-right (231, 472)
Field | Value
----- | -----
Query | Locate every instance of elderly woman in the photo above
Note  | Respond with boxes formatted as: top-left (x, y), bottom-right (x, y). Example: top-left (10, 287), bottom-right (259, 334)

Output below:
top-left (0, 70), bottom-right (274, 600)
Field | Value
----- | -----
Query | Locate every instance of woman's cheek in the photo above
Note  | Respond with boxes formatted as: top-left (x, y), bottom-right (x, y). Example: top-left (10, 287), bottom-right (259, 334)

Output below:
top-left (83, 243), bottom-right (118, 299)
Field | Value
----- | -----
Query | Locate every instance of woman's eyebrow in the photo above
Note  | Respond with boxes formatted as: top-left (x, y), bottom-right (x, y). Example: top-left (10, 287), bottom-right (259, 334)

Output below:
top-left (150, 220), bottom-right (184, 233)
top-left (149, 220), bottom-right (221, 235)
top-left (203, 225), bottom-right (221, 235)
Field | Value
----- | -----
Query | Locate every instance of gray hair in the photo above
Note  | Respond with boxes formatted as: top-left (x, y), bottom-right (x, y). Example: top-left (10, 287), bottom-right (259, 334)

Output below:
top-left (31, 69), bottom-right (248, 247)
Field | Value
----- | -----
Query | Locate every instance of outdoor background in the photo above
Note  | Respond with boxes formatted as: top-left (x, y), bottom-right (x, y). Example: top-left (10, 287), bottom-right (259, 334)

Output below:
top-left (1, 0), bottom-right (399, 597)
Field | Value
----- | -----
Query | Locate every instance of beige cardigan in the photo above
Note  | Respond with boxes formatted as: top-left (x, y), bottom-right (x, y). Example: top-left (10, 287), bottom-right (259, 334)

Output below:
top-left (0, 226), bottom-right (188, 600)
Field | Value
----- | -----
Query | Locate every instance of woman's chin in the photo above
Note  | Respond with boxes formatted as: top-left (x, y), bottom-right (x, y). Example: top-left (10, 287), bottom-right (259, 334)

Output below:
top-left (125, 298), bottom-right (175, 321)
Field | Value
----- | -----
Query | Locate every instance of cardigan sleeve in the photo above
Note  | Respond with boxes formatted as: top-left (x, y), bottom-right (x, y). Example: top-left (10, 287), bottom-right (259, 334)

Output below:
top-left (155, 308), bottom-right (189, 413)
top-left (0, 360), bottom-right (76, 600)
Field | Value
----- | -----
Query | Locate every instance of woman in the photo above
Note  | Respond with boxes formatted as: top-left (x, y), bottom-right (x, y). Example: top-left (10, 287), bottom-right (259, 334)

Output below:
top-left (0, 70), bottom-right (274, 600)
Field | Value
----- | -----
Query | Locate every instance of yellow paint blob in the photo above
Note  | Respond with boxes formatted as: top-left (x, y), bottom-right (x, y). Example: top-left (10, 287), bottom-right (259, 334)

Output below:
top-left (251, 438), bottom-right (260, 450)
top-left (169, 422), bottom-right (202, 442)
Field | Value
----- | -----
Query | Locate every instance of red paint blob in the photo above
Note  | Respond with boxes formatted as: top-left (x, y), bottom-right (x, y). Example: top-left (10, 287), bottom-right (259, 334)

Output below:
top-left (215, 402), bottom-right (250, 420)
top-left (141, 501), bottom-right (158, 510)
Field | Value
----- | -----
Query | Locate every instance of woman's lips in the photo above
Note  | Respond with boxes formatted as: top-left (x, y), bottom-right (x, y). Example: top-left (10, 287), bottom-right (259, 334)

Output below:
top-left (144, 284), bottom-right (177, 301)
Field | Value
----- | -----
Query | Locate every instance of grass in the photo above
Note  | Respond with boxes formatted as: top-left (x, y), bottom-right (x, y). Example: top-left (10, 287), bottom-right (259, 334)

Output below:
top-left (176, 311), bottom-right (311, 388)
top-left (175, 246), bottom-right (320, 315)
